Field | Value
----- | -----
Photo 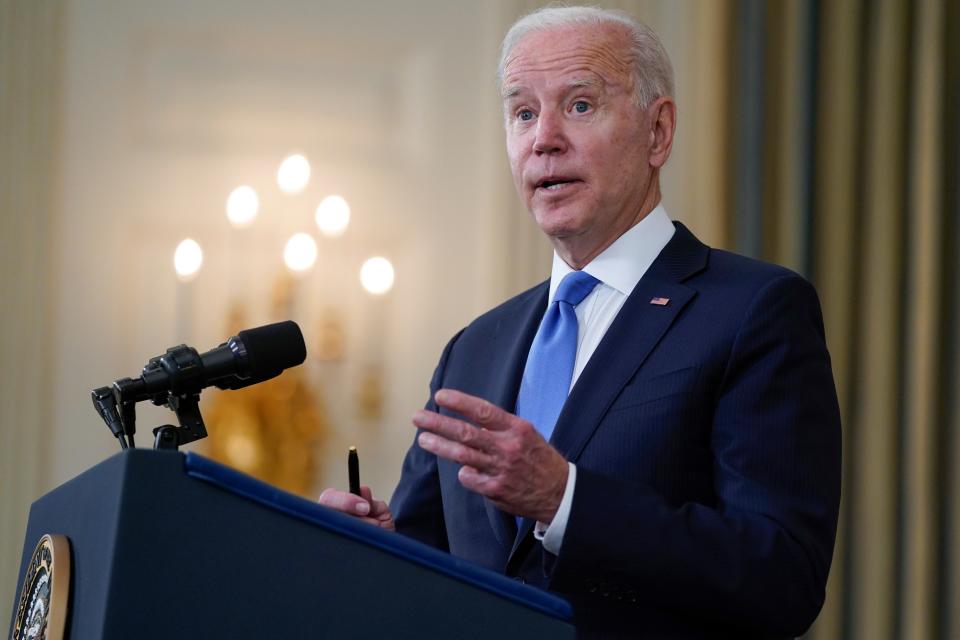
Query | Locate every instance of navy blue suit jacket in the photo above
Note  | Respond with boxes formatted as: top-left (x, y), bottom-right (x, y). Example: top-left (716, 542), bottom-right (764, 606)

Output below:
top-left (391, 223), bottom-right (841, 638)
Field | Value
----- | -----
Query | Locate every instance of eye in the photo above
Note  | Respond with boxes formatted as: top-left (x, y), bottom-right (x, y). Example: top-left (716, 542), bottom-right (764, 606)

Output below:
top-left (517, 109), bottom-right (535, 122)
top-left (572, 100), bottom-right (591, 114)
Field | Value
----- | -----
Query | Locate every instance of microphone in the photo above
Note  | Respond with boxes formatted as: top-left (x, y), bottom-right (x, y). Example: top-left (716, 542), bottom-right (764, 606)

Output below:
top-left (112, 320), bottom-right (307, 405)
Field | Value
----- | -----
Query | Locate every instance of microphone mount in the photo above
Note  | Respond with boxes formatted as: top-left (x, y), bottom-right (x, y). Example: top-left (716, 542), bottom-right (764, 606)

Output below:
top-left (93, 344), bottom-right (211, 451)
top-left (151, 391), bottom-right (207, 451)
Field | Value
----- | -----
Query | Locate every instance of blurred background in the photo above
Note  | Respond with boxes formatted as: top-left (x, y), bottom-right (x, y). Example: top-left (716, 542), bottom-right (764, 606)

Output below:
top-left (1, 0), bottom-right (957, 637)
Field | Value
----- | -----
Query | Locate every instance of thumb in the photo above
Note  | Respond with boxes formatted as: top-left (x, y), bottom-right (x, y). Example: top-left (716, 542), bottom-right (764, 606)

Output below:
top-left (318, 487), bottom-right (370, 515)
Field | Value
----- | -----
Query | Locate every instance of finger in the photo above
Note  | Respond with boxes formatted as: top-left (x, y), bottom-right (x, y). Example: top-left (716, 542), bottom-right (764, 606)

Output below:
top-left (370, 499), bottom-right (392, 519)
top-left (413, 409), bottom-right (495, 452)
top-left (418, 431), bottom-right (496, 470)
top-left (356, 515), bottom-right (393, 529)
top-left (458, 465), bottom-right (495, 494)
top-left (434, 389), bottom-right (525, 432)
top-left (360, 486), bottom-right (387, 516)
top-left (456, 465), bottom-right (516, 513)
top-left (318, 487), bottom-right (371, 516)
top-left (355, 485), bottom-right (393, 520)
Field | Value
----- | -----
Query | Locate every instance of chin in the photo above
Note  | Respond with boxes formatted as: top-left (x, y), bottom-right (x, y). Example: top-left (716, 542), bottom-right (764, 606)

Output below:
top-left (531, 208), bottom-right (587, 240)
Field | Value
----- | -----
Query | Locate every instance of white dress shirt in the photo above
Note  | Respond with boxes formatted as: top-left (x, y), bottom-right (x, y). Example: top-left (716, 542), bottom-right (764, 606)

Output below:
top-left (534, 204), bottom-right (675, 554)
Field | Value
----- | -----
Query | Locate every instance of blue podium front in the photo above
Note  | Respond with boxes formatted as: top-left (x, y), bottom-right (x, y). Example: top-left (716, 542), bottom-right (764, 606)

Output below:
top-left (10, 449), bottom-right (574, 639)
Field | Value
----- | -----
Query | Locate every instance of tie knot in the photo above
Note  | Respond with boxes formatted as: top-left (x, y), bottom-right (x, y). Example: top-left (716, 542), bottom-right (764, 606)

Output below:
top-left (554, 271), bottom-right (600, 307)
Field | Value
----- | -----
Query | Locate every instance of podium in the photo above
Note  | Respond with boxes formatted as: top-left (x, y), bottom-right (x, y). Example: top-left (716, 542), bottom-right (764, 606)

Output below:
top-left (9, 449), bottom-right (574, 638)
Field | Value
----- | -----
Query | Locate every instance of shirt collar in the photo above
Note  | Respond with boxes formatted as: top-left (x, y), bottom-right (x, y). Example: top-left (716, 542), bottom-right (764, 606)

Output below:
top-left (548, 203), bottom-right (675, 302)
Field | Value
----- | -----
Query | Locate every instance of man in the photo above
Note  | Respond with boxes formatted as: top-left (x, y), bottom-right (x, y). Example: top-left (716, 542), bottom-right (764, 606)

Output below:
top-left (320, 6), bottom-right (841, 638)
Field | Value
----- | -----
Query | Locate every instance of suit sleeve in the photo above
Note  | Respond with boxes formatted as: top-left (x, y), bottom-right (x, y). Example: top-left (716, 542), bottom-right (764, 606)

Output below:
top-left (388, 328), bottom-right (466, 551)
top-left (550, 274), bottom-right (842, 636)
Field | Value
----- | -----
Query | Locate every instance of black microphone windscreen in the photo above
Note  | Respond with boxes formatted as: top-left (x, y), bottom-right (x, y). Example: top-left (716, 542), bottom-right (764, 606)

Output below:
top-left (238, 321), bottom-right (307, 377)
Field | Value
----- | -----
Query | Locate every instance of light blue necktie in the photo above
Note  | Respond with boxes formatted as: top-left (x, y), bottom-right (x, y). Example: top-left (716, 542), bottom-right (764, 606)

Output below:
top-left (516, 270), bottom-right (600, 443)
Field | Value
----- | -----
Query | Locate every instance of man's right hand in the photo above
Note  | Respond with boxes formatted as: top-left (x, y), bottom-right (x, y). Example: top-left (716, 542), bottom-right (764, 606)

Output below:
top-left (317, 485), bottom-right (396, 531)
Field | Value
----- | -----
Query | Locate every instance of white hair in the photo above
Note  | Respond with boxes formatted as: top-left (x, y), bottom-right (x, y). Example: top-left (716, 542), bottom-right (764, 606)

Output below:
top-left (498, 5), bottom-right (674, 107)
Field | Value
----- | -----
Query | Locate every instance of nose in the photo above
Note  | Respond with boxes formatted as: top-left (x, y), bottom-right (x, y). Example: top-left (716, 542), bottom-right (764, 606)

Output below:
top-left (532, 109), bottom-right (567, 155)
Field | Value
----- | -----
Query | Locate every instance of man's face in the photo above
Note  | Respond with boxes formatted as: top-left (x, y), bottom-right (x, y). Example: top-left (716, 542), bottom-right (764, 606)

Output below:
top-left (501, 24), bottom-right (661, 263)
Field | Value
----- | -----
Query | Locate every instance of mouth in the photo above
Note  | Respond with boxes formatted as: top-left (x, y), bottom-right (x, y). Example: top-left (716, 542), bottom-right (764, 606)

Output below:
top-left (534, 177), bottom-right (583, 193)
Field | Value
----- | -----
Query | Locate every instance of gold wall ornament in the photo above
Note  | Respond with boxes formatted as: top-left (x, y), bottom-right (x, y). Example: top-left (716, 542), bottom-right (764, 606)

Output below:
top-left (356, 364), bottom-right (384, 422)
top-left (203, 289), bottom-right (331, 496)
top-left (11, 534), bottom-right (71, 640)
top-left (204, 366), bottom-right (330, 497)
top-left (315, 309), bottom-right (346, 362)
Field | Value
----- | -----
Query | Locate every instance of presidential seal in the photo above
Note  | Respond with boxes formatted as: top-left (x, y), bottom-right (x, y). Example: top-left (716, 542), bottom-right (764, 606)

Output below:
top-left (10, 534), bottom-right (70, 640)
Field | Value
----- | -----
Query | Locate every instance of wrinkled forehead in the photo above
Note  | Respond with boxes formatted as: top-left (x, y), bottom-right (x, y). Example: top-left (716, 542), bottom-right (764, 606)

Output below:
top-left (500, 24), bottom-right (635, 97)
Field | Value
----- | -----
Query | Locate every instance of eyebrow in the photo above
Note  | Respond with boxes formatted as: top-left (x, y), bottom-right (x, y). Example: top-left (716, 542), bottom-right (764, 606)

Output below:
top-left (501, 77), bottom-right (603, 101)
top-left (568, 77), bottom-right (601, 90)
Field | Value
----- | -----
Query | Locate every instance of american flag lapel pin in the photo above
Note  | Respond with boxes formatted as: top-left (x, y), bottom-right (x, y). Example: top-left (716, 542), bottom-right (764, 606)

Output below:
top-left (649, 296), bottom-right (670, 306)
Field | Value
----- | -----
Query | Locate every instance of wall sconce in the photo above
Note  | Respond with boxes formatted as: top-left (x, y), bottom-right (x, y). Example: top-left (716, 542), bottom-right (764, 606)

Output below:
top-left (277, 153), bottom-right (311, 194)
top-left (226, 185), bottom-right (259, 228)
top-left (315, 195), bottom-right (350, 238)
top-left (283, 232), bottom-right (318, 273)
top-left (174, 238), bottom-right (203, 281)
top-left (359, 256), bottom-right (394, 295)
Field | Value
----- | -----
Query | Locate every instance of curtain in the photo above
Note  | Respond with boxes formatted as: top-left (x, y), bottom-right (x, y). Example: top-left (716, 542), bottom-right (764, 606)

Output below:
top-left (726, 0), bottom-right (960, 637)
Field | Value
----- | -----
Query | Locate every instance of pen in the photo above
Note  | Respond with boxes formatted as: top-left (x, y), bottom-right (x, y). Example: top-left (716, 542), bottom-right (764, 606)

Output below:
top-left (348, 446), bottom-right (361, 496)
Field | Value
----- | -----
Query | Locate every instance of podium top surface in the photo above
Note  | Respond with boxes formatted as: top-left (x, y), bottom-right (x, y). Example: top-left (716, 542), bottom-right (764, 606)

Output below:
top-left (183, 451), bottom-right (573, 621)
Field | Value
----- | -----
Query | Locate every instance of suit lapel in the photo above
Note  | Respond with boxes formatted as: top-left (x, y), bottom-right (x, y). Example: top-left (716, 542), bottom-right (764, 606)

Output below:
top-left (507, 222), bottom-right (709, 565)
top-left (479, 283), bottom-right (549, 549)
top-left (552, 278), bottom-right (693, 460)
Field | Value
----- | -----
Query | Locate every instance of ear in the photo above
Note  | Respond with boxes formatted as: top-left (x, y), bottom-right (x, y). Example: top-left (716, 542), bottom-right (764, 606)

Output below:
top-left (646, 97), bottom-right (677, 169)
